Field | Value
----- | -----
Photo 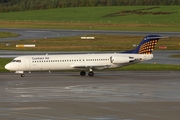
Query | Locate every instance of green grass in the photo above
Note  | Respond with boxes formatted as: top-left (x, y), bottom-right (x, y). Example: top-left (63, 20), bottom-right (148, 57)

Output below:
top-left (118, 63), bottom-right (180, 71)
top-left (0, 58), bottom-right (12, 72)
top-left (0, 6), bottom-right (180, 31)
top-left (0, 32), bottom-right (19, 38)
top-left (0, 6), bottom-right (179, 23)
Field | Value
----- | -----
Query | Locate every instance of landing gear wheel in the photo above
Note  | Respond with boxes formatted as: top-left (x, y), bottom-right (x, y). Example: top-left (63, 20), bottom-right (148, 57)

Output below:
top-left (80, 71), bottom-right (86, 76)
top-left (21, 74), bottom-right (25, 77)
top-left (88, 71), bottom-right (94, 77)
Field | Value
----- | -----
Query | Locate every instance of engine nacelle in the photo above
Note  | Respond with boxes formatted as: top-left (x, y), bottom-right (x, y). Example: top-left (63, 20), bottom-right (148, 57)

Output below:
top-left (110, 56), bottom-right (134, 64)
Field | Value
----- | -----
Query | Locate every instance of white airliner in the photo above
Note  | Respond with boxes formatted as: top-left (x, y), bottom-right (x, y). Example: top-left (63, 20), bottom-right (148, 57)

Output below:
top-left (5, 35), bottom-right (164, 77)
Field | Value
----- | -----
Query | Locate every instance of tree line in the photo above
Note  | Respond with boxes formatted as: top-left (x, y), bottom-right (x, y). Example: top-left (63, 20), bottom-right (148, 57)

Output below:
top-left (0, 0), bottom-right (180, 12)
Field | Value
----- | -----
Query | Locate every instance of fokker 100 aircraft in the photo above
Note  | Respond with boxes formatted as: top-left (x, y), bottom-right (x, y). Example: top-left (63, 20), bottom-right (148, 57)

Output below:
top-left (5, 35), bottom-right (164, 77)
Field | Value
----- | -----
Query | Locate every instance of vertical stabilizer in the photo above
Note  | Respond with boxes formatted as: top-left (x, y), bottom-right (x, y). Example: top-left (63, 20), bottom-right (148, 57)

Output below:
top-left (133, 35), bottom-right (163, 54)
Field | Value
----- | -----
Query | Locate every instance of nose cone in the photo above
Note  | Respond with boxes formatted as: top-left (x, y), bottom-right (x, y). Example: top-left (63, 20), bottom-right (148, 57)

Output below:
top-left (5, 63), bottom-right (11, 70)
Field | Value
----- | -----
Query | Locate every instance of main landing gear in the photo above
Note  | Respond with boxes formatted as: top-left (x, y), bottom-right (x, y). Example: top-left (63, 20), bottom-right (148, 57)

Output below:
top-left (21, 74), bottom-right (25, 77)
top-left (80, 71), bottom-right (94, 77)
top-left (80, 71), bottom-right (86, 76)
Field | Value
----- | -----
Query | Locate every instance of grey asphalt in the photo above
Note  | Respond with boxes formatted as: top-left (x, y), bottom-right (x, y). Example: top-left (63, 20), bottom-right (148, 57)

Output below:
top-left (0, 71), bottom-right (180, 120)
top-left (0, 28), bottom-right (180, 42)
top-left (142, 50), bottom-right (180, 65)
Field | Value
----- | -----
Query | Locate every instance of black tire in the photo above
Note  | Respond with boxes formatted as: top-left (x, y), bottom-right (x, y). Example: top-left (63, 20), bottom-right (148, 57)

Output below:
top-left (88, 72), bottom-right (94, 77)
top-left (80, 71), bottom-right (86, 76)
top-left (21, 74), bottom-right (25, 77)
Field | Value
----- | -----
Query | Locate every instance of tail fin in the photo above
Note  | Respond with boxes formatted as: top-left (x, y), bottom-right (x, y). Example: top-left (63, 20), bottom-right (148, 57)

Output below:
top-left (132, 35), bottom-right (164, 54)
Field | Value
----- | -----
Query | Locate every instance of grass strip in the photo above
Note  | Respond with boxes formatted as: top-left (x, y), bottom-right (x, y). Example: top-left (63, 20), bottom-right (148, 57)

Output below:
top-left (1, 35), bottom-right (180, 51)
top-left (118, 63), bottom-right (180, 71)
top-left (0, 32), bottom-right (19, 38)
top-left (0, 6), bottom-right (180, 31)
top-left (0, 6), bottom-right (180, 24)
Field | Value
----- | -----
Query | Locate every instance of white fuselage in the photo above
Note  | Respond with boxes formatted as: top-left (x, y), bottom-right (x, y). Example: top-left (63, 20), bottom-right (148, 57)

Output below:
top-left (5, 53), bottom-right (153, 72)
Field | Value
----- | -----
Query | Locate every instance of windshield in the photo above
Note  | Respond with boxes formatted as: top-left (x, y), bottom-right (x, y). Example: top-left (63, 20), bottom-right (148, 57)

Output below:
top-left (11, 60), bottom-right (21, 62)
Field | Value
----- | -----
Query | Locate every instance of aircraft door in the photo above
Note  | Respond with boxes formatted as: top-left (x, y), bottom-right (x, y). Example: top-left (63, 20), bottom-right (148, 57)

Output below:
top-left (110, 56), bottom-right (113, 63)
top-left (25, 57), bottom-right (30, 70)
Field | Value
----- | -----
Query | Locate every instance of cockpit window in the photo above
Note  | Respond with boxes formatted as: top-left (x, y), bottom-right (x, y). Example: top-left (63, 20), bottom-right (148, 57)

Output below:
top-left (16, 60), bottom-right (21, 62)
top-left (12, 60), bottom-right (16, 62)
top-left (12, 60), bottom-right (21, 62)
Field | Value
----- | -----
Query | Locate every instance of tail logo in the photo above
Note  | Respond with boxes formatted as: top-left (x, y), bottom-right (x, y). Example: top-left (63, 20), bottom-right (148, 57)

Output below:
top-left (124, 35), bottom-right (165, 54)
top-left (138, 39), bottom-right (158, 54)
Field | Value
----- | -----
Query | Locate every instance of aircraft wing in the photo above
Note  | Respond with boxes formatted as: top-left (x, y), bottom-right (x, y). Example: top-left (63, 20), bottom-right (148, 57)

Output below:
top-left (72, 64), bottom-right (111, 70)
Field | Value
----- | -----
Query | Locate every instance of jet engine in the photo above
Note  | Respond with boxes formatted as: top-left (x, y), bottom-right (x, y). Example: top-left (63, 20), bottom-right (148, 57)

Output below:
top-left (110, 56), bottom-right (135, 64)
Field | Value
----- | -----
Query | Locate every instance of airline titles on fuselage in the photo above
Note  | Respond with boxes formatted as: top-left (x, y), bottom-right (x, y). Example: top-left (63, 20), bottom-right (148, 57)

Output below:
top-left (32, 57), bottom-right (50, 60)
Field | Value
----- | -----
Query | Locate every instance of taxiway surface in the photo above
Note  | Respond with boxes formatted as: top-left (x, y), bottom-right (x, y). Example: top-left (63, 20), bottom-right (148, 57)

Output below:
top-left (0, 28), bottom-right (180, 42)
top-left (0, 71), bottom-right (180, 120)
